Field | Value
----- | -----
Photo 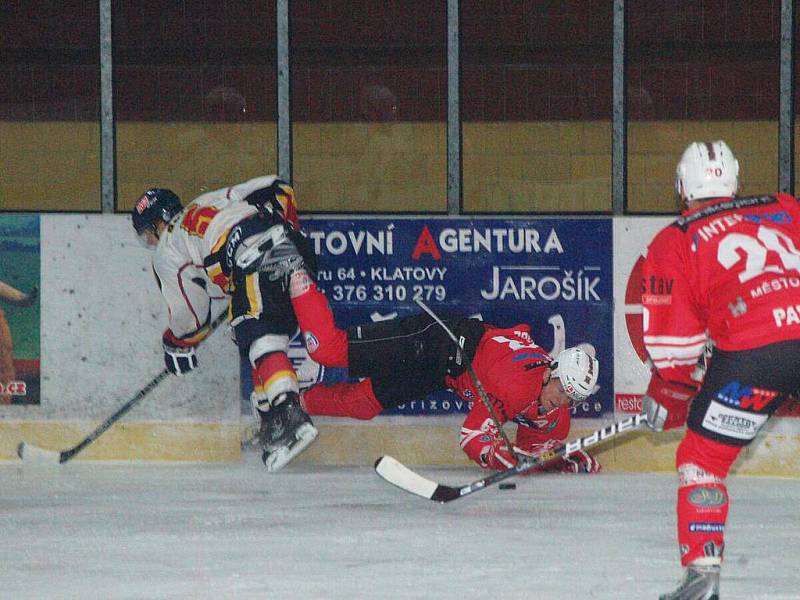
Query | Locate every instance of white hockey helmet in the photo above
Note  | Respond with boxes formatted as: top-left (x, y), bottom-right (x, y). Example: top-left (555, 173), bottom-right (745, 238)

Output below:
top-left (675, 140), bottom-right (739, 203)
top-left (551, 346), bottom-right (599, 403)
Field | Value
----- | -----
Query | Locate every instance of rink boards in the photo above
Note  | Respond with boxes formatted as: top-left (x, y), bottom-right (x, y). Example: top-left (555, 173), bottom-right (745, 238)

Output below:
top-left (1, 418), bottom-right (798, 477)
top-left (0, 214), bottom-right (797, 476)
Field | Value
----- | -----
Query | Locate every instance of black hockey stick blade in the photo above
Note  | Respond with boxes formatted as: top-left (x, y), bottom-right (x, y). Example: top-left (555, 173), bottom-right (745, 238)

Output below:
top-left (374, 454), bottom-right (540, 503)
top-left (375, 413), bottom-right (648, 503)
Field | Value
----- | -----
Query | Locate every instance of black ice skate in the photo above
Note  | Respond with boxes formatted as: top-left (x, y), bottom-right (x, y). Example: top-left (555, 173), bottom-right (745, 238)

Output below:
top-left (659, 564), bottom-right (720, 600)
top-left (258, 391), bottom-right (318, 472)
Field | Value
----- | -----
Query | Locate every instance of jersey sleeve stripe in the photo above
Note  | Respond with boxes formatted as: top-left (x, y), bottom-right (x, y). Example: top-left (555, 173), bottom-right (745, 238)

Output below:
top-left (643, 333), bottom-right (706, 346)
top-left (652, 357), bottom-right (701, 369)
top-left (646, 342), bottom-right (705, 360)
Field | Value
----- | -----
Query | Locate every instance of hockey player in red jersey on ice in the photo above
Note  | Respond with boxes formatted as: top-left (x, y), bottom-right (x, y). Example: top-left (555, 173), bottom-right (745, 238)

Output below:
top-left (131, 176), bottom-right (318, 472)
top-left (263, 245), bottom-right (602, 474)
top-left (640, 141), bottom-right (800, 600)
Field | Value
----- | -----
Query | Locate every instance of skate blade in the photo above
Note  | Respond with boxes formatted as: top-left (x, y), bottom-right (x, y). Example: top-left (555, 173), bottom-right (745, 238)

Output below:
top-left (263, 424), bottom-right (318, 472)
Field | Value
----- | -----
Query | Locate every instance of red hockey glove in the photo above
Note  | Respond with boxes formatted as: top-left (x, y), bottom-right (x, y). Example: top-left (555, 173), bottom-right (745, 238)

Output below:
top-left (162, 329), bottom-right (199, 376)
top-left (643, 371), bottom-right (698, 431)
top-left (558, 449), bottom-right (601, 474)
top-left (480, 439), bottom-right (530, 470)
top-left (523, 440), bottom-right (599, 474)
top-left (482, 437), bottom-right (601, 475)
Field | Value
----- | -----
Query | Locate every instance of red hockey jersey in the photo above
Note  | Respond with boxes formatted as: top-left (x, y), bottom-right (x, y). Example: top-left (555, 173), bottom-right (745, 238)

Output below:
top-left (642, 193), bottom-right (800, 388)
top-left (446, 325), bottom-right (569, 467)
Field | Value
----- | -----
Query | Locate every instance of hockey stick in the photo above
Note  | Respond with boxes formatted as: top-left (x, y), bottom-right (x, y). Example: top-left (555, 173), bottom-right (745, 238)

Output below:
top-left (17, 310), bottom-right (228, 464)
top-left (413, 298), bottom-right (520, 461)
top-left (375, 412), bottom-right (648, 503)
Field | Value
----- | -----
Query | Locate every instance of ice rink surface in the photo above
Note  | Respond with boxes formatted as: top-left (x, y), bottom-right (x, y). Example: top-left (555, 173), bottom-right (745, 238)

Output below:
top-left (2, 451), bottom-right (799, 600)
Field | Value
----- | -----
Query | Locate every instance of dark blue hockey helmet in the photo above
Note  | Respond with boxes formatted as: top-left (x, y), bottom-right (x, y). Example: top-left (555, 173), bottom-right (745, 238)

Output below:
top-left (132, 188), bottom-right (183, 236)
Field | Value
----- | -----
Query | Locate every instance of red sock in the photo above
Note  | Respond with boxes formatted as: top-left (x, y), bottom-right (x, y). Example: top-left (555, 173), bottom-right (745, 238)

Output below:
top-left (674, 430), bottom-right (741, 566)
top-left (677, 429), bottom-right (742, 480)
top-left (252, 352), bottom-right (299, 410)
top-left (676, 482), bottom-right (729, 566)
top-left (289, 276), bottom-right (348, 367)
top-left (301, 380), bottom-right (382, 420)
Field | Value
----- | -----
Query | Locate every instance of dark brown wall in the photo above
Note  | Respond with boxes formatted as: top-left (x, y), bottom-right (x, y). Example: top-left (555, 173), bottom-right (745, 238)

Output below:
top-left (0, 1), bottom-right (785, 123)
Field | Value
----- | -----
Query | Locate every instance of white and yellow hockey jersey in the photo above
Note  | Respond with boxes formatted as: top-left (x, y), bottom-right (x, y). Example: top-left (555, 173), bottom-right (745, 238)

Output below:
top-left (152, 176), bottom-right (283, 341)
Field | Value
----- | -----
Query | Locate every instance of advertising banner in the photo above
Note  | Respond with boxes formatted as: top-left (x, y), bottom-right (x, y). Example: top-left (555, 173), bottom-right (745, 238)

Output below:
top-left (612, 217), bottom-right (671, 416)
top-left (244, 217), bottom-right (614, 419)
top-left (0, 215), bottom-right (40, 405)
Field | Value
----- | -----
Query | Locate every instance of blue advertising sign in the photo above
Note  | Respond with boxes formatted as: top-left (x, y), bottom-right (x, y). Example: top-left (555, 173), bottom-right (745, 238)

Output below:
top-left (242, 217), bottom-right (614, 418)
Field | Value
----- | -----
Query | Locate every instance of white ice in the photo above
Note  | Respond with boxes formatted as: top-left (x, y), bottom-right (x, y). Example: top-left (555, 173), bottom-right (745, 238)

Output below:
top-left (2, 451), bottom-right (799, 600)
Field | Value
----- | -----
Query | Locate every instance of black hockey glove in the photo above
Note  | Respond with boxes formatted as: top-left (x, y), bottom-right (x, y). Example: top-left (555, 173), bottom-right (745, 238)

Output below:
top-left (162, 330), bottom-right (199, 376)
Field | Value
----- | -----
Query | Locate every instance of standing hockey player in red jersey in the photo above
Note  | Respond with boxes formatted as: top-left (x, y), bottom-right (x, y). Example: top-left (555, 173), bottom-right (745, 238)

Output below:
top-left (640, 141), bottom-right (800, 599)
top-left (264, 249), bottom-right (601, 473)
top-left (131, 176), bottom-right (318, 471)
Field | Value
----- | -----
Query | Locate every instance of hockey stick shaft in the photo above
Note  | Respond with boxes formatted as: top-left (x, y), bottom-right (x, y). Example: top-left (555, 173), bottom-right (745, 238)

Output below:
top-left (56, 369), bottom-right (171, 463)
top-left (375, 412), bottom-right (648, 503)
top-left (19, 310), bottom-right (228, 463)
top-left (413, 298), bottom-right (520, 459)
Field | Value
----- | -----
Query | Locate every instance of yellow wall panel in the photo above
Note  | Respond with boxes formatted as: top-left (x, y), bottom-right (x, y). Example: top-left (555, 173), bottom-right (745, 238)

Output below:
top-left (411, 123), bottom-right (445, 155)
top-left (116, 122), bottom-right (276, 211)
top-left (569, 153), bottom-right (608, 179)
top-left (0, 122), bottom-right (100, 211)
top-left (1, 120), bottom-right (786, 214)
top-left (580, 121), bottom-right (612, 153)
top-left (555, 121), bottom-right (584, 151)
top-left (293, 122), bottom-right (445, 212)
top-left (628, 121), bottom-right (778, 212)
top-left (463, 120), bottom-right (611, 213)
top-left (528, 153), bottom-right (573, 181)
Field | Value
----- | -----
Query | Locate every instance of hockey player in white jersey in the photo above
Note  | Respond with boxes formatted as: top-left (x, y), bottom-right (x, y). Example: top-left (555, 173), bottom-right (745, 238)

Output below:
top-left (131, 176), bottom-right (317, 471)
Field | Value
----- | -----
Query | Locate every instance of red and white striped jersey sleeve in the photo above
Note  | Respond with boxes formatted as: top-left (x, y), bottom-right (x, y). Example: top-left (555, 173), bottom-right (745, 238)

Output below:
top-left (641, 227), bottom-right (706, 388)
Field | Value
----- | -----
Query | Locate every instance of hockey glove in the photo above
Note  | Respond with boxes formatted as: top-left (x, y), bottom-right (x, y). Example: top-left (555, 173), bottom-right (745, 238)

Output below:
top-left (522, 439), bottom-right (599, 474)
top-left (642, 394), bottom-right (669, 432)
top-left (480, 439), bottom-right (530, 471)
top-left (642, 372), bottom-right (697, 431)
top-left (162, 330), bottom-right (199, 376)
top-left (559, 449), bottom-right (601, 474)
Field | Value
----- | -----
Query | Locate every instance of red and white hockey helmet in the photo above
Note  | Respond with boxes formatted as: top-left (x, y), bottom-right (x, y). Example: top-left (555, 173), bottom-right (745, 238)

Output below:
top-left (675, 141), bottom-right (739, 203)
top-left (551, 346), bottom-right (599, 403)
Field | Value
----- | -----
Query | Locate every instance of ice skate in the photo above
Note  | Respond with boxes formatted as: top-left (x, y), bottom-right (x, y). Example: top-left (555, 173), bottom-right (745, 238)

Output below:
top-left (259, 392), bottom-right (318, 472)
top-left (659, 564), bottom-right (720, 600)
